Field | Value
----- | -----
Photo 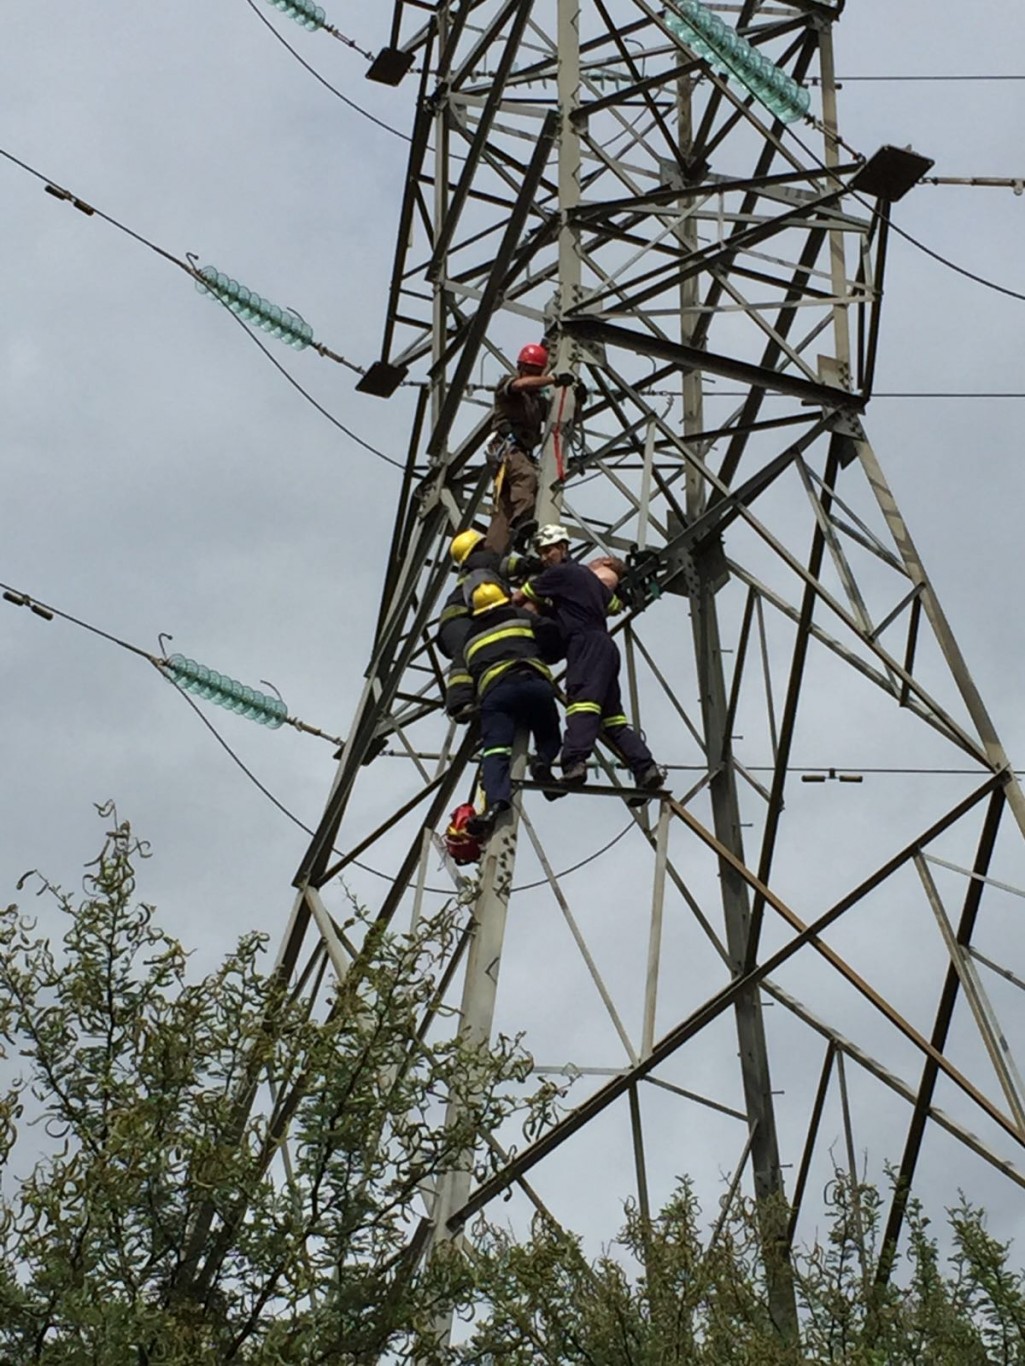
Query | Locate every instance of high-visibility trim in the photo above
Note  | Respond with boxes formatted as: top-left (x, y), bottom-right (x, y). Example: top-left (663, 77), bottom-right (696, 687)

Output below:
top-left (482, 746), bottom-right (513, 758)
top-left (478, 657), bottom-right (551, 695)
top-left (439, 603), bottom-right (468, 625)
top-left (567, 700), bottom-right (602, 716)
top-left (602, 713), bottom-right (629, 729)
top-left (522, 581), bottom-right (542, 602)
top-left (607, 594), bottom-right (624, 616)
top-left (464, 624), bottom-right (535, 663)
top-left (446, 671), bottom-right (473, 687)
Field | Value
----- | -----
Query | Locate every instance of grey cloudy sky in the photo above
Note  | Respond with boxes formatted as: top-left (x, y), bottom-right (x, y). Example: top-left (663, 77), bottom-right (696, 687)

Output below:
top-left (4, 0), bottom-right (1025, 1260)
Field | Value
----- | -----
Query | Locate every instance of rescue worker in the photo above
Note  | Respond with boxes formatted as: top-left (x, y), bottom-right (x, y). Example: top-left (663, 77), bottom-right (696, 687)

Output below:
top-left (484, 344), bottom-right (569, 554)
top-left (437, 530), bottom-right (505, 661)
top-left (515, 524), bottom-right (663, 791)
top-left (437, 528), bottom-right (543, 721)
top-left (449, 580), bottom-right (564, 835)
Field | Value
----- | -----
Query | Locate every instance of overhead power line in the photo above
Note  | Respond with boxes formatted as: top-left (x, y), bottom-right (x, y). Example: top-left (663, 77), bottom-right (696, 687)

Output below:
top-left (0, 145), bottom-right (404, 472)
top-left (243, 0), bottom-right (412, 141)
top-left (784, 121), bottom-right (1025, 308)
top-left (0, 579), bottom-right (344, 746)
top-left (810, 74), bottom-right (1025, 84)
top-left (705, 391), bottom-right (1025, 400)
top-left (1, 576), bottom-right (638, 898)
top-left (885, 217), bottom-right (1025, 305)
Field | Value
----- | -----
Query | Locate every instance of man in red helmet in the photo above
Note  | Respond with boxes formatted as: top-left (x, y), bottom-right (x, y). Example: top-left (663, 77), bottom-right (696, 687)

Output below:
top-left (484, 342), bottom-right (569, 554)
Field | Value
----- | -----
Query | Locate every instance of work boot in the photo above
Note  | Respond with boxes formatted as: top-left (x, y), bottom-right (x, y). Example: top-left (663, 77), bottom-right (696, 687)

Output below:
top-left (465, 800), bottom-right (511, 838)
top-left (635, 763), bottom-right (665, 792)
top-left (560, 761), bottom-right (588, 787)
top-left (530, 759), bottom-right (566, 802)
top-left (511, 518), bottom-right (539, 553)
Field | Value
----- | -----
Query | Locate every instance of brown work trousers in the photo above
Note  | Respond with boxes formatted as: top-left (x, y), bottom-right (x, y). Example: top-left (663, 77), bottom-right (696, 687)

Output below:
top-left (484, 446), bottom-right (538, 553)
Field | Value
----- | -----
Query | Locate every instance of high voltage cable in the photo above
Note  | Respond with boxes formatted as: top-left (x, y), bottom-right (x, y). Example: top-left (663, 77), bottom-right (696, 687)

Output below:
top-left (810, 74), bottom-right (1025, 83)
top-left (243, 0), bottom-right (412, 141)
top-left (0, 145), bottom-right (404, 473)
top-left (704, 391), bottom-right (1025, 399)
top-left (0, 575), bottom-right (636, 897)
top-left (216, 305), bottom-right (405, 469)
top-left (781, 120), bottom-right (1025, 309)
top-left (0, 579), bottom-right (344, 746)
top-left (172, 676), bottom-right (637, 896)
top-left (884, 217), bottom-right (1025, 305)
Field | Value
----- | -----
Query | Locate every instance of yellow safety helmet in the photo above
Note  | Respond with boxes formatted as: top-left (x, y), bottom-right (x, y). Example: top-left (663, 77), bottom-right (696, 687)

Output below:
top-left (451, 528), bottom-right (485, 565)
top-left (471, 581), bottom-right (511, 615)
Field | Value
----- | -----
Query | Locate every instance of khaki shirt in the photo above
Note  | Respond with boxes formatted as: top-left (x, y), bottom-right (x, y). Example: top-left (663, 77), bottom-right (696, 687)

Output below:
top-left (490, 375), bottom-right (550, 451)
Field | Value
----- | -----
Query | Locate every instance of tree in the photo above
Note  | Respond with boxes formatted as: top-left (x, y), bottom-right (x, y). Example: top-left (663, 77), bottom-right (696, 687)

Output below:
top-left (0, 804), bottom-right (555, 1364)
top-left (462, 1175), bottom-right (1025, 1364)
top-left (6, 808), bottom-right (1023, 1365)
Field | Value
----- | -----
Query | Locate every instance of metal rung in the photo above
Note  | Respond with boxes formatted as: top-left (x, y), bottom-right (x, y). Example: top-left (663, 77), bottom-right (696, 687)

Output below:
top-left (514, 778), bottom-right (667, 801)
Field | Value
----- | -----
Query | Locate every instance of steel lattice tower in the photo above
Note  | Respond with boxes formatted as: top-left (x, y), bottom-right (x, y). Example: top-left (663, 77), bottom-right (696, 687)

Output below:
top-left (210, 0), bottom-right (1025, 1340)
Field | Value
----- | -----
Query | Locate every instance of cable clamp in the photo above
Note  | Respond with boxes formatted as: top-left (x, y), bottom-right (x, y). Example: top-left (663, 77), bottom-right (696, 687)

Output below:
top-left (2, 590), bottom-right (54, 620)
top-left (43, 183), bottom-right (94, 215)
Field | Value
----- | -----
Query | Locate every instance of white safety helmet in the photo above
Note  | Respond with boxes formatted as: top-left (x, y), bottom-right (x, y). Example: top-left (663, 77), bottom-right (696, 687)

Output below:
top-left (534, 523), bottom-right (571, 550)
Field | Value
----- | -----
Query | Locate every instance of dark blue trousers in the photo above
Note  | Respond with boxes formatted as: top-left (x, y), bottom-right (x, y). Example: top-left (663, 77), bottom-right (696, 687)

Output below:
top-left (561, 632), bottom-right (654, 776)
top-left (480, 671), bottom-right (561, 806)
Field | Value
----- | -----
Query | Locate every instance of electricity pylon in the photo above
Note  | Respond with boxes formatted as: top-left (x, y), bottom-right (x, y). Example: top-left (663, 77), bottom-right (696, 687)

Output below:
top-left (221, 0), bottom-right (1025, 1341)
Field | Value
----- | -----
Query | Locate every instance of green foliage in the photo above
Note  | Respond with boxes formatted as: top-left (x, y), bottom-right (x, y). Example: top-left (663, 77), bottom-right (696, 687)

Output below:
top-left (4, 806), bottom-right (1023, 1365)
top-left (0, 804), bottom-right (548, 1364)
top-left (463, 1174), bottom-right (1025, 1365)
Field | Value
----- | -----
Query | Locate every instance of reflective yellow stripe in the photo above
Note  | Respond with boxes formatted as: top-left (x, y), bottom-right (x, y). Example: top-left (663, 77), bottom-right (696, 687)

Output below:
top-left (522, 581), bottom-right (542, 602)
top-left (603, 714), bottom-right (628, 729)
top-left (607, 595), bottom-right (623, 616)
top-left (479, 658), bottom-right (551, 694)
top-left (465, 624), bottom-right (535, 663)
top-left (567, 701), bottom-right (602, 716)
top-left (440, 604), bottom-right (468, 624)
top-left (447, 671), bottom-right (472, 686)
top-left (482, 746), bottom-right (513, 757)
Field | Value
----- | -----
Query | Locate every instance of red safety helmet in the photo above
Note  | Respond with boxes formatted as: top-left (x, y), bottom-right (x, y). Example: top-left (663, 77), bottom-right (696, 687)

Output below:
top-left (444, 803), bottom-right (484, 865)
top-left (517, 342), bottom-right (549, 370)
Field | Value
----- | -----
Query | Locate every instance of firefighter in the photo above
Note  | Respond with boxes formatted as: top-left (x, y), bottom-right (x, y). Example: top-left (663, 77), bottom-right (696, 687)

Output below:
top-left (437, 529), bottom-right (545, 721)
top-left (516, 524), bottom-right (663, 791)
top-left (437, 530), bottom-right (501, 660)
top-left (484, 343), bottom-right (573, 554)
top-left (449, 580), bottom-right (564, 836)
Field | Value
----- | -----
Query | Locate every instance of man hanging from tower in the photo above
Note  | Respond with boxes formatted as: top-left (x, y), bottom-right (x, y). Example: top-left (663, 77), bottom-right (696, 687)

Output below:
top-left (515, 524), bottom-right (664, 793)
top-left (484, 343), bottom-right (582, 554)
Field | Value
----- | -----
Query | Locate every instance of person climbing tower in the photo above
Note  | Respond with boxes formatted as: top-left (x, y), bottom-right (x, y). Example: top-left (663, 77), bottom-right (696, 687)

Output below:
top-left (447, 579), bottom-right (564, 837)
top-left (484, 343), bottom-right (574, 554)
top-left (436, 528), bottom-right (544, 721)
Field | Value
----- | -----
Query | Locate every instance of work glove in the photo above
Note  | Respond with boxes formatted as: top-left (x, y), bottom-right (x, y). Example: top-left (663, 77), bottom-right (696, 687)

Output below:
top-left (552, 372), bottom-right (575, 387)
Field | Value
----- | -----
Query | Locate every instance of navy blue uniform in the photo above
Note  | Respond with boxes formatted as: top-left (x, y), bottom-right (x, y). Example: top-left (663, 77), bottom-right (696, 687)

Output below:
top-left (438, 550), bottom-right (563, 720)
top-left (436, 548), bottom-right (507, 662)
top-left (523, 559), bottom-right (654, 778)
top-left (452, 604), bottom-right (561, 807)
